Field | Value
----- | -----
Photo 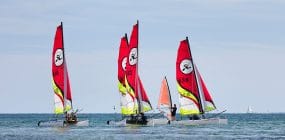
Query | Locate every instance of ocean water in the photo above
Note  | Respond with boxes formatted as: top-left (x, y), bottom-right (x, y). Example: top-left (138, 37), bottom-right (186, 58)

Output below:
top-left (0, 113), bottom-right (284, 140)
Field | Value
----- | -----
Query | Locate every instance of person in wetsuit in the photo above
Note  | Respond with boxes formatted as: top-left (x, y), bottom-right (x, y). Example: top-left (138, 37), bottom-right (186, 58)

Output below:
top-left (66, 112), bottom-right (77, 124)
top-left (171, 104), bottom-right (177, 120)
top-left (139, 113), bottom-right (147, 124)
top-left (189, 114), bottom-right (200, 120)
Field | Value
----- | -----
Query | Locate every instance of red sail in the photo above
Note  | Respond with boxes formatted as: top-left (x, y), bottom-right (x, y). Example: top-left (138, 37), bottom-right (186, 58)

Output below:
top-left (52, 24), bottom-right (72, 113)
top-left (125, 21), bottom-right (152, 113)
top-left (176, 39), bottom-right (201, 111)
top-left (118, 35), bottom-right (129, 93)
top-left (126, 23), bottom-right (139, 98)
top-left (64, 64), bottom-right (72, 101)
top-left (197, 71), bottom-right (216, 109)
top-left (138, 76), bottom-right (151, 106)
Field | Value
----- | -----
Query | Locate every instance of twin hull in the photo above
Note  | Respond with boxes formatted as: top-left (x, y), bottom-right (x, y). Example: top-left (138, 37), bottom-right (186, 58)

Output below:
top-left (109, 118), bottom-right (228, 126)
top-left (38, 119), bottom-right (89, 127)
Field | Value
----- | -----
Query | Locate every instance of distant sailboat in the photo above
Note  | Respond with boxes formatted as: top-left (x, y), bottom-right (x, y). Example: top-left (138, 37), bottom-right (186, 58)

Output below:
top-left (247, 106), bottom-right (253, 113)
top-left (174, 37), bottom-right (227, 125)
top-left (38, 22), bottom-right (89, 127)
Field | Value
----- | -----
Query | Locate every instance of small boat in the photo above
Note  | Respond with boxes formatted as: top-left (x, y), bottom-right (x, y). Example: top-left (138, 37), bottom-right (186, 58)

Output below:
top-left (108, 21), bottom-right (153, 126)
top-left (38, 22), bottom-right (89, 127)
top-left (247, 106), bottom-right (253, 113)
top-left (175, 37), bottom-right (227, 125)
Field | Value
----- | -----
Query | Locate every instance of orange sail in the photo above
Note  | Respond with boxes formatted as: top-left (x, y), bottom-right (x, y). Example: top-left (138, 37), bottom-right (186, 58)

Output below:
top-left (158, 77), bottom-right (172, 110)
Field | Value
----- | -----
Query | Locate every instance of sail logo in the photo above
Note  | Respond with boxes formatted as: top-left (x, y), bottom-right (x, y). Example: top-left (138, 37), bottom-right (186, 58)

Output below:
top-left (54, 49), bottom-right (64, 66)
top-left (180, 59), bottom-right (193, 74)
top-left (129, 48), bottom-right (138, 65)
top-left (122, 57), bottom-right (127, 71)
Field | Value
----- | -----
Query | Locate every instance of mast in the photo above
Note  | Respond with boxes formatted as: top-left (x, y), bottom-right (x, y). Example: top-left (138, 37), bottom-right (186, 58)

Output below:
top-left (136, 20), bottom-right (142, 114)
top-left (186, 37), bottom-right (204, 114)
top-left (165, 76), bottom-right (172, 108)
top-left (194, 64), bottom-right (206, 113)
top-left (61, 22), bottom-right (68, 114)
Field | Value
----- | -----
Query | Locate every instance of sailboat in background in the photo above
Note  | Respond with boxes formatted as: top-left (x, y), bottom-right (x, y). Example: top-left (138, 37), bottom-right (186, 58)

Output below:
top-left (174, 37), bottom-right (227, 125)
top-left (158, 76), bottom-right (174, 121)
top-left (247, 106), bottom-right (253, 113)
top-left (108, 21), bottom-right (153, 126)
top-left (38, 22), bottom-right (89, 127)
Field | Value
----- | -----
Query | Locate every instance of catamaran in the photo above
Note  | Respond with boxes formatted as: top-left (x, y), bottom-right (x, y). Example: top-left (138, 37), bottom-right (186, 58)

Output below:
top-left (38, 22), bottom-right (89, 127)
top-left (172, 37), bottom-right (227, 125)
top-left (108, 21), bottom-right (153, 126)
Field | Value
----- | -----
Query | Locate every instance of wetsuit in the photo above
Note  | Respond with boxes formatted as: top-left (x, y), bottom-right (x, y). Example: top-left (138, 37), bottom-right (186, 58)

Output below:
top-left (171, 106), bottom-right (177, 117)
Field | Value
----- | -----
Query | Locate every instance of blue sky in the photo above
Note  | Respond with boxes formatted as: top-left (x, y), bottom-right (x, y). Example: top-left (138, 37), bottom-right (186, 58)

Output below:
top-left (0, 0), bottom-right (284, 113)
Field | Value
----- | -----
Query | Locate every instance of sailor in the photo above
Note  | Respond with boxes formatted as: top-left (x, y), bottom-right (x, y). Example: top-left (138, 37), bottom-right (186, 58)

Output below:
top-left (70, 112), bottom-right (77, 122)
top-left (140, 113), bottom-right (147, 124)
top-left (189, 114), bottom-right (200, 120)
top-left (66, 113), bottom-right (71, 121)
top-left (171, 104), bottom-right (177, 120)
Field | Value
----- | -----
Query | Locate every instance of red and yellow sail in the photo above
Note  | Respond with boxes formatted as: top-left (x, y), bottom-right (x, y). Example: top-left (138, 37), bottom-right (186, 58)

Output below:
top-left (176, 38), bottom-right (202, 115)
top-left (125, 21), bottom-right (152, 114)
top-left (52, 23), bottom-right (72, 114)
top-left (118, 34), bottom-right (129, 95)
top-left (117, 34), bottom-right (137, 115)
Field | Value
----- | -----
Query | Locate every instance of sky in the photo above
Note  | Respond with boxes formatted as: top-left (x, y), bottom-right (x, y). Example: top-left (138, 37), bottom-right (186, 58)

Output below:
top-left (0, 0), bottom-right (284, 113)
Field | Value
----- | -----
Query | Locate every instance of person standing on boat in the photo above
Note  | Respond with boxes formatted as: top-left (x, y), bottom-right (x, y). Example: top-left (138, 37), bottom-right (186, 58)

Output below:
top-left (170, 104), bottom-right (177, 120)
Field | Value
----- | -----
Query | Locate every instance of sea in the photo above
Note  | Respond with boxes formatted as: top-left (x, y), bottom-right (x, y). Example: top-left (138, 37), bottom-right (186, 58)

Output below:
top-left (0, 113), bottom-right (284, 140)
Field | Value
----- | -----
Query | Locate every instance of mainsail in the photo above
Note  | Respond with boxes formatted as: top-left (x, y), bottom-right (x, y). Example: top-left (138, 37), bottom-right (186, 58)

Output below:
top-left (118, 34), bottom-right (137, 115)
top-left (124, 21), bottom-right (152, 114)
top-left (158, 77), bottom-right (172, 115)
top-left (52, 23), bottom-right (72, 114)
top-left (176, 37), bottom-right (203, 115)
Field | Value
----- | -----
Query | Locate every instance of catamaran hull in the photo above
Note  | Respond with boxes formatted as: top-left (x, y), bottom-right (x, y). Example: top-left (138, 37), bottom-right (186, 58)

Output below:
top-left (108, 118), bottom-right (227, 126)
top-left (107, 119), bottom-right (155, 126)
top-left (38, 120), bottom-right (89, 127)
top-left (107, 118), bottom-right (169, 126)
top-left (171, 118), bottom-right (228, 125)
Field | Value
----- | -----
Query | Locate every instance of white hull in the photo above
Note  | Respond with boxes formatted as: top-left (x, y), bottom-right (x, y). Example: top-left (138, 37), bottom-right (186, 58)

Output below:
top-left (38, 119), bottom-right (89, 127)
top-left (172, 118), bottom-right (228, 125)
top-left (108, 118), bottom-right (227, 126)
